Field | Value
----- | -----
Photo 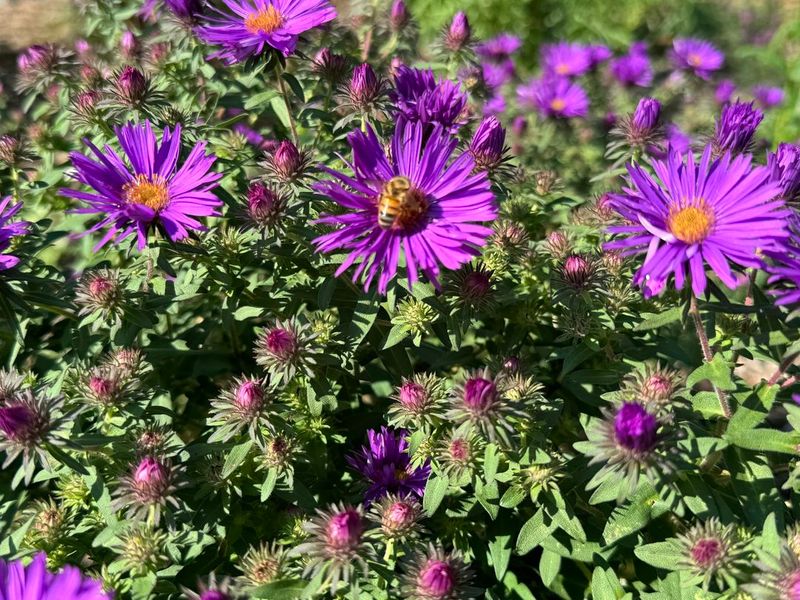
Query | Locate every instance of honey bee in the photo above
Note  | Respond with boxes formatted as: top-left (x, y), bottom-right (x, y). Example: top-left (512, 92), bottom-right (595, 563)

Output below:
top-left (377, 176), bottom-right (427, 230)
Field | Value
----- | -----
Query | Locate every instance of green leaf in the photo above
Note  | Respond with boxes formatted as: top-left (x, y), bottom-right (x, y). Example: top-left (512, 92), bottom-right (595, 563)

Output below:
top-left (483, 443), bottom-right (500, 482)
top-left (233, 306), bottom-right (263, 320)
top-left (516, 508), bottom-right (555, 555)
top-left (343, 296), bottom-right (379, 348)
top-left (634, 307), bottom-right (682, 331)
top-left (603, 484), bottom-right (666, 544)
top-left (488, 535), bottom-right (512, 580)
top-left (539, 549), bottom-right (561, 587)
top-left (686, 354), bottom-right (735, 391)
top-left (382, 324), bottom-right (409, 350)
top-left (252, 579), bottom-right (307, 599)
top-left (634, 541), bottom-right (684, 570)
top-left (726, 428), bottom-right (799, 453)
top-left (500, 485), bottom-right (527, 509)
top-left (244, 90), bottom-right (278, 110)
top-left (422, 474), bottom-right (449, 516)
top-left (261, 469), bottom-right (278, 501)
top-left (221, 440), bottom-right (253, 479)
top-left (270, 95), bottom-right (291, 130)
top-left (592, 567), bottom-right (624, 599)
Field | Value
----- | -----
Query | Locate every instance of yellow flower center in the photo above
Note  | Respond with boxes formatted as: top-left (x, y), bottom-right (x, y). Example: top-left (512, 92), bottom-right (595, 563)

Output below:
top-left (245, 5), bottom-right (284, 34)
top-left (123, 174), bottom-right (170, 211)
top-left (395, 468), bottom-right (409, 481)
top-left (554, 63), bottom-right (570, 75)
top-left (550, 98), bottom-right (566, 112)
top-left (668, 203), bottom-right (714, 244)
top-left (687, 53), bottom-right (702, 67)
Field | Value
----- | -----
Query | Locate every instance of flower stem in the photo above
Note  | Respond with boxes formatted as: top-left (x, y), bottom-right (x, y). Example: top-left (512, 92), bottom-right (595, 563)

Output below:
top-left (689, 295), bottom-right (731, 418)
top-left (276, 68), bottom-right (299, 145)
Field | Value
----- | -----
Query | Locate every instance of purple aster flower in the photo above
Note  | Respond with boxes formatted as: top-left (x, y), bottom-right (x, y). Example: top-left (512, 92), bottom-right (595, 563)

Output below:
top-left (0, 196), bottom-right (28, 270)
top-left (476, 33), bottom-right (520, 61)
top-left (610, 49), bottom-right (653, 87)
top-left (671, 38), bottom-right (724, 80)
top-left (483, 93), bottom-right (506, 116)
top-left (197, 0), bottom-right (336, 63)
top-left (165, 0), bottom-right (205, 24)
top-left (769, 143), bottom-right (800, 202)
top-left (715, 79), bottom-right (736, 104)
top-left (606, 145), bottom-right (789, 296)
top-left (0, 553), bottom-right (112, 600)
top-left (391, 66), bottom-right (467, 133)
top-left (712, 100), bottom-right (763, 156)
top-left (481, 60), bottom-right (515, 90)
top-left (313, 120), bottom-right (496, 293)
top-left (540, 41), bottom-right (592, 78)
top-left (61, 121), bottom-right (222, 251)
top-left (767, 244), bottom-right (800, 307)
top-left (753, 85), bottom-right (785, 109)
top-left (517, 76), bottom-right (589, 119)
top-left (614, 402), bottom-right (657, 453)
top-left (588, 44), bottom-right (612, 67)
top-left (347, 427), bottom-right (430, 503)
top-left (666, 124), bottom-right (691, 154)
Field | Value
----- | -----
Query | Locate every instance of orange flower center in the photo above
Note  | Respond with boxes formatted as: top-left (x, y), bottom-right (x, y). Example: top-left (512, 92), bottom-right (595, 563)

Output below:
top-left (687, 53), bottom-right (702, 67)
top-left (550, 98), bottom-right (566, 112)
top-left (245, 5), bottom-right (284, 34)
top-left (395, 468), bottom-right (409, 481)
top-left (123, 174), bottom-right (170, 211)
top-left (554, 63), bottom-right (570, 75)
top-left (668, 202), bottom-right (714, 244)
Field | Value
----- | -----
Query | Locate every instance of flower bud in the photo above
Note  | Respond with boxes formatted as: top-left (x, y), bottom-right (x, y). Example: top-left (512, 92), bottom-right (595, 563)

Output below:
top-left (348, 63), bottom-right (383, 111)
top-left (115, 66), bottom-right (148, 106)
top-left (88, 375), bottom-right (120, 405)
top-left (389, 0), bottom-right (410, 32)
top-left (263, 140), bottom-right (308, 182)
top-left (263, 435), bottom-right (293, 469)
top-left (469, 116), bottom-right (506, 171)
top-left (165, 0), bottom-right (204, 24)
top-left (769, 142), bottom-right (800, 202)
top-left (559, 254), bottom-right (596, 292)
top-left (17, 45), bottom-right (53, 75)
top-left (132, 456), bottom-right (171, 501)
top-left (246, 181), bottom-right (285, 228)
top-left (326, 507), bottom-right (363, 551)
top-left (535, 169), bottom-right (558, 195)
top-left (382, 499), bottom-right (415, 531)
top-left (613, 402), bottom-right (657, 453)
top-left (147, 42), bottom-right (170, 65)
top-left (462, 376), bottom-right (498, 415)
top-left (418, 559), bottom-right (456, 598)
top-left (632, 97), bottom-right (661, 133)
top-left (234, 379), bottom-right (264, 414)
top-left (120, 31), bottom-right (139, 60)
top-left (312, 48), bottom-right (348, 84)
top-left (239, 542), bottom-right (285, 585)
top-left (73, 90), bottom-right (102, 117)
top-left (75, 269), bottom-right (123, 317)
top-left (74, 39), bottom-right (91, 56)
top-left (460, 268), bottom-right (492, 302)
top-left (0, 135), bottom-right (23, 166)
top-left (715, 79), bottom-right (735, 104)
top-left (443, 12), bottom-right (471, 51)
top-left (0, 404), bottom-right (35, 441)
top-left (712, 100), bottom-right (763, 156)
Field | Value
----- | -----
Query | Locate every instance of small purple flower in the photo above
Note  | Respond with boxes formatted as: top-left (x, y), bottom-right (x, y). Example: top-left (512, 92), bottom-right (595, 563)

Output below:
top-left (715, 79), bottom-right (736, 104)
top-left (541, 42), bottom-right (592, 78)
top-left (753, 85), bottom-right (785, 109)
top-left (518, 76), bottom-right (589, 119)
top-left (632, 97), bottom-right (661, 132)
top-left (347, 427), bottom-right (430, 502)
top-left (481, 60), bottom-right (515, 90)
top-left (712, 100), bottom-right (763, 156)
top-left (389, 0), bottom-right (410, 32)
top-left (483, 94), bottom-right (506, 116)
top-left (476, 33), bottom-right (521, 61)
top-left (610, 47), bottom-right (653, 87)
top-left (671, 38), bottom-right (724, 80)
top-left (606, 146), bottom-right (789, 297)
top-left (0, 196), bottom-right (28, 271)
top-left (165, 0), bottom-right (205, 24)
top-left (614, 402), bottom-right (657, 453)
top-left (469, 116), bottom-right (506, 170)
top-left (769, 143), bottom-right (800, 202)
top-left (0, 554), bottom-right (112, 600)
top-left (197, 0), bottom-right (337, 63)
top-left (61, 121), bottom-right (222, 251)
top-left (443, 11), bottom-right (470, 51)
top-left (313, 120), bottom-right (496, 293)
top-left (588, 44), bottom-right (612, 67)
top-left (392, 66), bottom-right (467, 132)
top-left (666, 124), bottom-right (692, 154)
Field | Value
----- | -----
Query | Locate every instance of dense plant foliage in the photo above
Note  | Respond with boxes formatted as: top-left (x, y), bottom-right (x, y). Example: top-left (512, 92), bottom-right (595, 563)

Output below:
top-left (0, 0), bottom-right (799, 599)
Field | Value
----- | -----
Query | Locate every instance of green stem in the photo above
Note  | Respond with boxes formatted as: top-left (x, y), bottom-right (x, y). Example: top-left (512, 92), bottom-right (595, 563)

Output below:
top-left (689, 295), bottom-right (731, 419)
top-left (276, 68), bottom-right (299, 145)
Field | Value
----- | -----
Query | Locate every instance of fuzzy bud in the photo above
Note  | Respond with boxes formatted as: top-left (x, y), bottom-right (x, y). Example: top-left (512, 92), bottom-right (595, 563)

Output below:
top-left (0, 135), bottom-right (23, 166)
top-left (312, 48), bottom-right (348, 83)
top-left (462, 377), bottom-right (498, 415)
top-left (444, 12), bottom-right (471, 51)
top-left (713, 100), bottom-right (763, 156)
top-left (246, 181), bottom-right (285, 228)
top-left (632, 97), bottom-right (661, 133)
top-left (263, 327), bottom-right (298, 361)
top-left (325, 508), bottom-right (363, 551)
top-left (74, 90), bottom-right (102, 117)
top-left (17, 45), bottom-right (54, 75)
top-left (132, 456), bottom-right (171, 502)
top-left (389, 0), bottom-right (410, 32)
top-left (120, 31), bottom-right (139, 60)
top-left (0, 404), bottom-right (35, 441)
top-left (234, 380), bottom-right (264, 414)
top-left (115, 66), bottom-right (148, 106)
top-left (418, 559), bottom-right (456, 598)
top-left (264, 140), bottom-right (307, 183)
top-left (469, 116), bottom-right (506, 171)
top-left (348, 63), bottom-right (382, 110)
top-left (559, 254), bottom-right (595, 291)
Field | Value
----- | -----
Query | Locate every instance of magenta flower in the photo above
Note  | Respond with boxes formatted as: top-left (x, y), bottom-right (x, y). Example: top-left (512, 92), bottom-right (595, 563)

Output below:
top-left (588, 44), bottom-right (612, 66)
top-left (347, 427), bottom-right (430, 503)
top-left (614, 402), bottom-right (657, 453)
top-left (610, 48), bottom-right (653, 87)
top-left (391, 66), bottom-right (467, 133)
top-left (769, 143), bottom-right (800, 202)
top-left (671, 38), bottom-right (724, 80)
top-left (517, 76), bottom-right (589, 119)
top-left (0, 196), bottom-right (28, 270)
top-left (197, 0), bottom-right (336, 63)
top-left (540, 42), bottom-right (592, 78)
top-left (481, 60), bottom-right (515, 89)
top-left (61, 121), bottom-right (222, 251)
top-left (715, 79), bottom-right (736, 104)
top-left (753, 85), bottom-right (785, 109)
top-left (767, 245), bottom-right (800, 307)
top-left (0, 553), bottom-right (112, 600)
top-left (476, 33), bottom-right (521, 61)
top-left (606, 146), bottom-right (789, 296)
top-left (712, 101), bottom-right (763, 156)
top-left (313, 120), bottom-right (496, 294)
